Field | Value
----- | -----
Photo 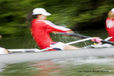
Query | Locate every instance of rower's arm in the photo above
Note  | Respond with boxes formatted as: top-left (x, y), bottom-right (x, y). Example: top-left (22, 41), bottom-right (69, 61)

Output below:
top-left (44, 20), bottom-right (71, 33)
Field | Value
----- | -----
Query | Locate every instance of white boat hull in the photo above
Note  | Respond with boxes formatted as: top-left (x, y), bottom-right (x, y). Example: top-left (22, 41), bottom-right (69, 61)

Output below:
top-left (0, 48), bottom-right (114, 64)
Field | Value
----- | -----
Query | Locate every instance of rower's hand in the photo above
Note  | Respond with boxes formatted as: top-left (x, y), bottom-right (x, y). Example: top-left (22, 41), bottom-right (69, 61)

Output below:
top-left (91, 37), bottom-right (102, 43)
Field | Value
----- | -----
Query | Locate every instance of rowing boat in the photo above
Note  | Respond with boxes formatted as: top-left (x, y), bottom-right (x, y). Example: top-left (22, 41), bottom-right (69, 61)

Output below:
top-left (0, 47), bottom-right (114, 64)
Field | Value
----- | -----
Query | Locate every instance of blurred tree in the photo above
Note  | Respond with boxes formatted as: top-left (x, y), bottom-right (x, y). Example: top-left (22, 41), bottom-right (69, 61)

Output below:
top-left (0, 0), bottom-right (114, 36)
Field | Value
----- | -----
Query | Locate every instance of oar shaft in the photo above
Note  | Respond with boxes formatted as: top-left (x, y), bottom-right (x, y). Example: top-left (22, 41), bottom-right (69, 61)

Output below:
top-left (59, 33), bottom-right (114, 45)
top-left (65, 38), bottom-right (93, 45)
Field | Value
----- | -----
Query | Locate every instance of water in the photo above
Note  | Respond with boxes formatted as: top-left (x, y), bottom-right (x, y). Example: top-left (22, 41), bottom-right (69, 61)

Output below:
top-left (0, 57), bottom-right (114, 76)
top-left (0, 28), bottom-right (114, 76)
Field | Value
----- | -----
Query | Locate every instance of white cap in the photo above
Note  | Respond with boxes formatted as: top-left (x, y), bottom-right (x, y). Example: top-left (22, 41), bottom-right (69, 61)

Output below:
top-left (32, 8), bottom-right (51, 16)
top-left (111, 8), bottom-right (114, 13)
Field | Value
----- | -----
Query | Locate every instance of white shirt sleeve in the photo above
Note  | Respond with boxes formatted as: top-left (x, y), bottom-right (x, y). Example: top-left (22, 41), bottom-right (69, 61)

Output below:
top-left (43, 20), bottom-right (71, 31)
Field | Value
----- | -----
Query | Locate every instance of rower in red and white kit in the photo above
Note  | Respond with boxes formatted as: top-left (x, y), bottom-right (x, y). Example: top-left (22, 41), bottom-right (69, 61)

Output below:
top-left (31, 8), bottom-right (79, 50)
top-left (106, 8), bottom-right (114, 42)
top-left (31, 8), bottom-right (101, 51)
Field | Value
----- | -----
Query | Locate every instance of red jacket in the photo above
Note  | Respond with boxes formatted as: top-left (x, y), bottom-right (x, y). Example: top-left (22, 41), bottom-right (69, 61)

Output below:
top-left (106, 18), bottom-right (114, 42)
top-left (31, 19), bottom-right (70, 49)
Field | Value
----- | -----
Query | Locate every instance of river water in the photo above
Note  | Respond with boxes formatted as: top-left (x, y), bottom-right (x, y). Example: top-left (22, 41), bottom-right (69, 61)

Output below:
top-left (0, 57), bottom-right (114, 76)
top-left (0, 28), bottom-right (114, 76)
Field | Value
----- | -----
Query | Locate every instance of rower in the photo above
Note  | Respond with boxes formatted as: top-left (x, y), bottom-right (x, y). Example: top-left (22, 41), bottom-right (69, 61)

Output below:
top-left (30, 8), bottom-right (101, 51)
top-left (30, 8), bottom-right (78, 51)
top-left (106, 8), bottom-right (114, 42)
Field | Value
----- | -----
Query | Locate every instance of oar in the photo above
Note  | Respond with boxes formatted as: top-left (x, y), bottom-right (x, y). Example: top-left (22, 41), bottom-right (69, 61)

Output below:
top-left (58, 33), bottom-right (114, 45)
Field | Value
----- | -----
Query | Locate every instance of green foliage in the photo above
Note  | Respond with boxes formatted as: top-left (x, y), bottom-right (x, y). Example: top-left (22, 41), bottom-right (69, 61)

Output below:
top-left (0, 0), bottom-right (114, 36)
